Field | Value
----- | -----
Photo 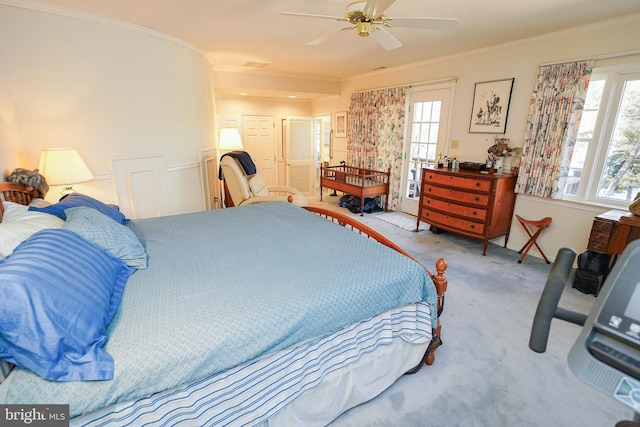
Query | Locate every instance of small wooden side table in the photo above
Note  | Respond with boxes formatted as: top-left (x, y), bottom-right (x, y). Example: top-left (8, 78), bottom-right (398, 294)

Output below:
top-left (588, 209), bottom-right (640, 257)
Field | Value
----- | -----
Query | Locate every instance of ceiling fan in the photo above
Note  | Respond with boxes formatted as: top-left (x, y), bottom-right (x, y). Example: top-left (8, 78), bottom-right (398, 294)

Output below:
top-left (281, 0), bottom-right (458, 51)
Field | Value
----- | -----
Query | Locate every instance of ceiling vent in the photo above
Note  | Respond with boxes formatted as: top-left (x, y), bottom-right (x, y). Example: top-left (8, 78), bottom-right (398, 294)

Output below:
top-left (243, 61), bottom-right (270, 69)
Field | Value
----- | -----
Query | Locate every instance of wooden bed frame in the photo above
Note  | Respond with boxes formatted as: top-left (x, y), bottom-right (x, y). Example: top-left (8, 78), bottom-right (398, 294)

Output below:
top-left (0, 182), bottom-right (447, 368)
top-left (0, 183), bottom-right (38, 218)
top-left (320, 164), bottom-right (391, 216)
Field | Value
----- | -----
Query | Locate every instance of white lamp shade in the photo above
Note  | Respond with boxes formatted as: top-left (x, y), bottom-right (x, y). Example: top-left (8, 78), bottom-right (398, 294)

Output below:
top-left (39, 148), bottom-right (94, 186)
top-left (217, 128), bottom-right (244, 151)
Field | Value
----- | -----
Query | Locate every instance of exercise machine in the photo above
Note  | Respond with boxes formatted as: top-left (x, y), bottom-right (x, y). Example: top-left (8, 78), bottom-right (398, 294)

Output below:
top-left (530, 240), bottom-right (640, 426)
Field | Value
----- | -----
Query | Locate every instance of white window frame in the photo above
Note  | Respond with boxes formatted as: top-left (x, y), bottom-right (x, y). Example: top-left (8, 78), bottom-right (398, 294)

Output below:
top-left (563, 62), bottom-right (640, 208)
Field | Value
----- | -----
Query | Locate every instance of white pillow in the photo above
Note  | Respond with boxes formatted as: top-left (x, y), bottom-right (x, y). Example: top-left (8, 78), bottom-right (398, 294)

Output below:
top-left (0, 201), bottom-right (64, 258)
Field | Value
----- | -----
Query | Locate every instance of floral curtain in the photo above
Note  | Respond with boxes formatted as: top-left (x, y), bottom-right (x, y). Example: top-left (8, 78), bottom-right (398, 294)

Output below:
top-left (347, 87), bottom-right (407, 210)
top-left (515, 60), bottom-right (593, 198)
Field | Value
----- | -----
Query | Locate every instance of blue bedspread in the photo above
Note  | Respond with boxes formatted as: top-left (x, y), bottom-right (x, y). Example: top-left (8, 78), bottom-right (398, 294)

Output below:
top-left (1, 202), bottom-right (436, 417)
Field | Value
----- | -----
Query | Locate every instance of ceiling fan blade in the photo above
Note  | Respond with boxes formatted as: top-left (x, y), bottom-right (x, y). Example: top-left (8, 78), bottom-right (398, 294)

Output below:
top-left (390, 17), bottom-right (458, 31)
top-left (371, 27), bottom-right (402, 50)
top-left (280, 12), bottom-right (348, 23)
top-left (363, 0), bottom-right (396, 19)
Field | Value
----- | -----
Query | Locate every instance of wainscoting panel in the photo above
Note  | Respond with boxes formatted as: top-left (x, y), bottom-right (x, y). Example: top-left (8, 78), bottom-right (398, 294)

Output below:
top-left (111, 156), bottom-right (169, 219)
top-left (200, 148), bottom-right (218, 210)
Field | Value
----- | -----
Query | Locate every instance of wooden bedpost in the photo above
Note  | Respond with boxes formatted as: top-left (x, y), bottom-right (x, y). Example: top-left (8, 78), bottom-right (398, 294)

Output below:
top-left (425, 258), bottom-right (448, 366)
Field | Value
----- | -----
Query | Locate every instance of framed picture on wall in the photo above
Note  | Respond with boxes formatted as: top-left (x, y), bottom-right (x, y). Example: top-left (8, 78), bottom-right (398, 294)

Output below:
top-left (335, 111), bottom-right (348, 138)
top-left (469, 78), bottom-right (514, 134)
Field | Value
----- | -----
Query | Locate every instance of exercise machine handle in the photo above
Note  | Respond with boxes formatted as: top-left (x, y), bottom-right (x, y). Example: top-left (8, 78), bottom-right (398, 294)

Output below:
top-left (529, 248), bottom-right (587, 353)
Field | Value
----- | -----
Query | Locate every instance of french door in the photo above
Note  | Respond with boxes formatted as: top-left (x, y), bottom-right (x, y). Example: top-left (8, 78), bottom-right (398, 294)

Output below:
top-left (400, 85), bottom-right (453, 215)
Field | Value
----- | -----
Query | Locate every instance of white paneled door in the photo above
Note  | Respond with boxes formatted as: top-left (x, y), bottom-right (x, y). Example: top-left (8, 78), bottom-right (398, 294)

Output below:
top-left (286, 116), bottom-right (315, 196)
top-left (242, 116), bottom-right (276, 186)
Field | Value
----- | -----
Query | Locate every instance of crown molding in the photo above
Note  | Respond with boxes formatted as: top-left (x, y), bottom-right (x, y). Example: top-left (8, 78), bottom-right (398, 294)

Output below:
top-left (0, 0), bottom-right (204, 55)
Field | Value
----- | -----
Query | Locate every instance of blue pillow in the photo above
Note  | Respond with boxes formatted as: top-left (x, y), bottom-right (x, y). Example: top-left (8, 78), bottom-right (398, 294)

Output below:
top-left (63, 207), bottom-right (147, 269)
top-left (0, 229), bottom-right (134, 381)
top-left (29, 193), bottom-right (126, 224)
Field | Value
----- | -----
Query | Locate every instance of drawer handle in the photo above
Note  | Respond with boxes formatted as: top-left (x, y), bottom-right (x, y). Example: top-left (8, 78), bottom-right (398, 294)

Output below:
top-left (470, 224), bottom-right (476, 230)
top-left (475, 197), bottom-right (480, 202)
top-left (476, 182), bottom-right (481, 187)
top-left (472, 211), bottom-right (478, 216)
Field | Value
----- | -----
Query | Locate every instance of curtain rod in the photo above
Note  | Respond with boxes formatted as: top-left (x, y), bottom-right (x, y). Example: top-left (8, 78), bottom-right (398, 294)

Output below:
top-left (540, 49), bottom-right (640, 66)
top-left (352, 76), bottom-right (458, 94)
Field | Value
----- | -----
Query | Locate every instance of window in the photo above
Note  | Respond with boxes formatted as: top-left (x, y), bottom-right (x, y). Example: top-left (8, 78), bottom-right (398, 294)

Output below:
top-left (563, 64), bottom-right (640, 207)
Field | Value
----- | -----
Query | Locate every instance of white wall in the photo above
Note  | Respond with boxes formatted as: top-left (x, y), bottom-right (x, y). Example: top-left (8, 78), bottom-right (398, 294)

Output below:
top-left (312, 15), bottom-right (640, 261)
top-left (0, 3), bottom-right (216, 214)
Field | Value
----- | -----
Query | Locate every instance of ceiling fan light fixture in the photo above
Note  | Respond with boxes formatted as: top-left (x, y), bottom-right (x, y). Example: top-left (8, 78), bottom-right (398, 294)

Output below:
top-left (345, 1), bottom-right (368, 22)
top-left (357, 21), bottom-right (372, 37)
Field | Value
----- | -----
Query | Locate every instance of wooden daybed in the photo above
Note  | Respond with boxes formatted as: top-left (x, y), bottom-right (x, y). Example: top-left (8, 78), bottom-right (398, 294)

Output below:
top-left (0, 182), bottom-right (448, 426)
top-left (320, 163), bottom-right (391, 215)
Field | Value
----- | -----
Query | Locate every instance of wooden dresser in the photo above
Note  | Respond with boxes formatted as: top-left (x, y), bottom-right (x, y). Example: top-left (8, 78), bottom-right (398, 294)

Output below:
top-left (588, 209), bottom-right (640, 256)
top-left (417, 168), bottom-right (517, 255)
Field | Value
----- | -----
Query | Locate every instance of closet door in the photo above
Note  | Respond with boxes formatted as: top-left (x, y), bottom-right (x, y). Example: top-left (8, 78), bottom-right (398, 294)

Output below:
top-left (243, 116), bottom-right (276, 186)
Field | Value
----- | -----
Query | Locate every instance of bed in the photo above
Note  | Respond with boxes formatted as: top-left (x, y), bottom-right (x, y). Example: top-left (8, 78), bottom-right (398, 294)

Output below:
top-left (0, 182), bottom-right (447, 426)
top-left (320, 164), bottom-right (390, 215)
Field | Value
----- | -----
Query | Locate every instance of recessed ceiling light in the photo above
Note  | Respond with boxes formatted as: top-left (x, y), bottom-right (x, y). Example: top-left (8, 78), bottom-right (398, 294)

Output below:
top-left (288, 95), bottom-right (297, 99)
top-left (239, 92), bottom-right (248, 96)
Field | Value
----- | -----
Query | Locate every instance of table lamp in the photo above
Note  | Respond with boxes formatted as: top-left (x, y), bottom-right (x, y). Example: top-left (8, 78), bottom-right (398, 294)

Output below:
top-left (39, 148), bottom-right (94, 195)
top-left (217, 128), bottom-right (244, 151)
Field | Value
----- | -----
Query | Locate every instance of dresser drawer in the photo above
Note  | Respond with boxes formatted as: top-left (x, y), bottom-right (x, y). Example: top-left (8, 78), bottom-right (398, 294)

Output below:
top-left (423, 185), bottom-right (490, 206)
top-left (591, 219), bottom-right (614, 233)
top-left (421, 209), bottom-right (485, 236)
top-left (422, 198), bottom-right (487, 221)
top-left (587, 240), bottom-right (610, 253)
top-left (589, 229), bottom-right (611, 243)
top-left (422, 172), bottom-right (491, 192)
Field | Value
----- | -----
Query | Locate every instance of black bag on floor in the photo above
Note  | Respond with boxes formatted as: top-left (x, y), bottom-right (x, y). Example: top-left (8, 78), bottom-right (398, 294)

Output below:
top-left (573, 269), bottom-right (606, 296)
top-left (347, 197), bottom-right (379, 214)
top-left (576, 251), bottom-right (610, 273)
top-left (573, 251), bottom-right (611, 296)
top-left (338, 195), bottom-right (352, 208)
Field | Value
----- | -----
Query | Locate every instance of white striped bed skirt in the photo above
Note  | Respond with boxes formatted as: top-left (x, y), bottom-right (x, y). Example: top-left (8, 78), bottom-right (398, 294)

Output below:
top-left (73, 302), bottom-right (432, 427)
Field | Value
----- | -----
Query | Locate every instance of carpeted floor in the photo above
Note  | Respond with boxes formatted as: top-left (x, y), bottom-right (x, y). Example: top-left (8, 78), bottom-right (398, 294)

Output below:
top-left (309, 196), bottom-right (633, 427)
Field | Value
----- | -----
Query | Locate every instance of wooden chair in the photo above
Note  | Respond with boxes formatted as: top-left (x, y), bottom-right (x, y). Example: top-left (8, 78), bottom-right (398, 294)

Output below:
top-left (516, 215), bottom-right (552, 264)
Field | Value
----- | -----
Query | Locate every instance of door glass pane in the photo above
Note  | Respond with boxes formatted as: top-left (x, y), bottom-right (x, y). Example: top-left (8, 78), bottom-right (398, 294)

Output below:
top-left (596, 79), bottom-right (640, 202)
top-left (406, 100), bottom-right (442, 199)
